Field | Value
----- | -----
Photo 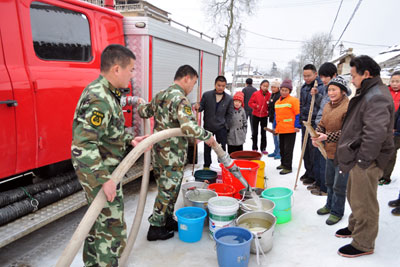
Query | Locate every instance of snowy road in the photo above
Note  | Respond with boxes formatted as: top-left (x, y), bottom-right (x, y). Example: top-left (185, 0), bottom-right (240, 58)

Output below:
top-left (1, 131), bottom-right (400, 267)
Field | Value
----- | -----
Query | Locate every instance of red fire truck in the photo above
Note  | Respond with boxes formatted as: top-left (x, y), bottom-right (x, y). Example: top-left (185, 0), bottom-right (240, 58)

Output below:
top-left (0, 0), bottom-right (221, 247)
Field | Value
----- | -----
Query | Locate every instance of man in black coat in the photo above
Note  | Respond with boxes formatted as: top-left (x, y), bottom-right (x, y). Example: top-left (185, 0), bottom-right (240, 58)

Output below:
top-left (194, 76), bottom-right (233, 168)
top-left (242, 78), bottom-right (257, 133)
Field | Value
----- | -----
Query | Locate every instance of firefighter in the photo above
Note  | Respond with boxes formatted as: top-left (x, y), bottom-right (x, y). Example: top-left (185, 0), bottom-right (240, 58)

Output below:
top-left (138, 65), bottom-right (216, 241)
top-left (71, 44), bottom-right (146, 267)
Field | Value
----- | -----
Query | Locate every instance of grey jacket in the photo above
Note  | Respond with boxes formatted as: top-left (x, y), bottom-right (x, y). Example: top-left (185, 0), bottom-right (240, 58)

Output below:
top-left (336, 76), bottom-right (394, 173)
top-left (198, 90), bottom-right (233, 132)
top-left (242, 85), bottom-right (257, 114)
top-left (227, 107), bottom-right (247, 146)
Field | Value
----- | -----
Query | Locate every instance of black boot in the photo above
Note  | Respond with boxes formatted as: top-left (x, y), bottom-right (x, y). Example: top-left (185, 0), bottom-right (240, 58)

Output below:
top-left (147, 225), bottom-right (174, 241)
top-left (388, 198), bottom-right (400, 207)
top-left (165, 216), bottom-right (178, 232)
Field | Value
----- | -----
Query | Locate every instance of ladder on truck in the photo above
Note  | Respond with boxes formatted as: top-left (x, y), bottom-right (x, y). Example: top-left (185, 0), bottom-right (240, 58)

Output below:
top-left (0, 160), bottom-right (150, 248)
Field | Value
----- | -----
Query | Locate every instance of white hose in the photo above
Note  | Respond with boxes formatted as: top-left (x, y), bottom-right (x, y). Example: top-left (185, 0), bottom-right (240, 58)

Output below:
top-left (56, 127), bottom-right (184, 267)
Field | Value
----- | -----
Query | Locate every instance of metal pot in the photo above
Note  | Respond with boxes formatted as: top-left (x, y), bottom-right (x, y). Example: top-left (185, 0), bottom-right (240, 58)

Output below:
top-left (236, 211), bottom-right (276, 254)
top-left (181, 181), bottom-right (209, 206)
top-left (239, 187), bottom-right (264, 200)
top-left (239, 198), bottom-right (275, 216)
top-left (184, 189), bottom-right (218, 211)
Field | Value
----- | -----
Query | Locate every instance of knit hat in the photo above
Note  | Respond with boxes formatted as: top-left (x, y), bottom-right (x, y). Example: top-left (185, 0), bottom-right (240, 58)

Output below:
top-left (271, 79), bottom-right (281, 88)
top-left (280, 79), bottom-right (293, 91)
top-left (233, 91), bottom-right (244, 107)
top-left (328, 76), bottom-right (349, 94)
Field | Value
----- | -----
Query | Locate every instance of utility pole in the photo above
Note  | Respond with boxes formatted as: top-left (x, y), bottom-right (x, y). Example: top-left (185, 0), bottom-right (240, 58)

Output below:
top-left (231, 24), bottom-right (241, 94)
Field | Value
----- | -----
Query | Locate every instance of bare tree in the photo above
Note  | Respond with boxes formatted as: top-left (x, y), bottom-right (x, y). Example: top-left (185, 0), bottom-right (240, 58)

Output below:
top-left (206, 0), bottom-right (257, 75)
top-left (300, 32), bottom-right (333, 69)
top-left (285, 59), bottom-right (299, 81)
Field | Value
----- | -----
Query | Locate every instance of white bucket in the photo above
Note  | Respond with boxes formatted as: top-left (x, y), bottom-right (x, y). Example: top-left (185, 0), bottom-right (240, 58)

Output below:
top-left (208, 196), bottom-right (239, 238)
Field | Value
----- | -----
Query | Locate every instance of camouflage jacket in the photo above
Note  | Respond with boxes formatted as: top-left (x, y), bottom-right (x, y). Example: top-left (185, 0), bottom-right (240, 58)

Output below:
top-left (71, 75), bottom-right (132, 189)
top-left (138, 84), bottom-right (211, 167)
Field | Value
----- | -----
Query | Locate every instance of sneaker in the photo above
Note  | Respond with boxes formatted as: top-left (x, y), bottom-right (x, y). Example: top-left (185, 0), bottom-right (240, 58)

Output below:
top-left (302, 177), bottom-right (315, 185)
top-left (392, 207), bottom-right (400, 216)
top-left (274, 155), bottom-right (281, 160)
top-left (252, 149), bottom-right (258, 152)
top-left (147, 225), bottom-right (174, 241)
top-left (261, 151), bottom-right (268, 155)
top-left (268, 153), bottom-right (276, 157)
top-left (338, 244), bottom-right (373, 258)
top-left (379, 177), bottom-right (391, 185)
top-left (279, 169), bottom-right (292, 175)
top-left (335, 227), bottom-right (352, 238)
top-left (311, 189), bottom-right (327, 196)
top-left (165, 216), bottom-right (178, 232)
top-left (317, 206), bottom-right (330, 215)
top-left (388, 199), bottom-right (400, 207)
top-left (276, 165), bottom-right (284, 170)
top-left (203, 166), bottom-right (210, 170)
top-left (326, 214), bottom-right (342, 225)
top-left (307, 183), bottom-right (319, 191)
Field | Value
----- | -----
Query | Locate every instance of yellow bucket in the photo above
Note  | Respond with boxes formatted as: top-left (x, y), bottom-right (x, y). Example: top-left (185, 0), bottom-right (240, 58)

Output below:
top-left (251, 160), bottom-right (265, 189)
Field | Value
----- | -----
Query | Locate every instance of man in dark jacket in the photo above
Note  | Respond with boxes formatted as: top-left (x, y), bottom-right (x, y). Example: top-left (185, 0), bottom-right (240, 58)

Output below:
top-left (335, 55), bottom-right (394, 257)
top-left (242, 78), bottom-right (257, 132)
top-left (195, 76), bottom-right (233, 168)
top-left (299, 64), bottom-right (325, 186)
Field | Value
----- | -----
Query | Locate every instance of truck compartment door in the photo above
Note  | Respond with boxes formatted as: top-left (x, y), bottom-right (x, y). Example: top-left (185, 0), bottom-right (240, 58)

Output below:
top-left (0, 29), bottom-right (17, 178)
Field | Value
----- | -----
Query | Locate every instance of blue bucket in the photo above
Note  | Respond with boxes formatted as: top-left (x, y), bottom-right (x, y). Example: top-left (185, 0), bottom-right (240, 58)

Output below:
top-left (176, 207), bottom-right (207, 243)
top-left (214, 227), bottom-right (253, 267)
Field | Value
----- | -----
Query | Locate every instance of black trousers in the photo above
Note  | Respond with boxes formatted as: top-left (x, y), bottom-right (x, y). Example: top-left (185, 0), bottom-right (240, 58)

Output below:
top-left (228, 144), bottom-right (243, 155)
top-left (301, 126), bottom-right (315, 179)
top-left (252, 116), bottom-right (268, 151)
top-left (245, 110), bottom-right (253, 134)
top-left (204, 127), bottom-right (227, 167)
top-left (279, 133), bottom-right (296, 170)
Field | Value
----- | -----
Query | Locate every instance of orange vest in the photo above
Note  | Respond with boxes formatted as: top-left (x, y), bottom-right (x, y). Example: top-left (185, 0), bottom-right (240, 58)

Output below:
top-left (275, 95), bottom-right (300, 134)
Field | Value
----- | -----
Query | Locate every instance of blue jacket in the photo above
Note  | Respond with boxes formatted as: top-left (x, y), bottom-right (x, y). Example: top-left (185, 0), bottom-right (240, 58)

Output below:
top-left (299, 77), bottom-right (325, 126)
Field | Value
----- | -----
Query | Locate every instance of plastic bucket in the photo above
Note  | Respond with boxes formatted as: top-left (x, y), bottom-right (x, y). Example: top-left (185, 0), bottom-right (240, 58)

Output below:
top-left (239, 198), bottom-right (275, 216)
top-left (261, 187), bottom-right (293, 224)
top-left (220, 160), bottom-right (259, 199)
top-left (230, 150), bottom-right (262, 160)
top-left (176, 207), bottom-right (207, 243)
top-left (207, 183), bottom-right (236, 197)
top-left (214, 227), bottom-right (253, 267)
top-left (185, 189), bottom-right (218, 210)
top-left (208, 196), bottom-right (239, 238)
top-left (194, 169), bottom-right (217, 184)
top-left (181, 181), bottom-right (209, 206)
top-left (236, 211), bottom-right (276, 254)
top-left (251, 160), bottom-right (266, 189)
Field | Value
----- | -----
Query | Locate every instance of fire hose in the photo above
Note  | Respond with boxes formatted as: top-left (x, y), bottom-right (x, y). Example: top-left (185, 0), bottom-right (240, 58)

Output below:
top-left (56, 124), bottom-right (250, 267)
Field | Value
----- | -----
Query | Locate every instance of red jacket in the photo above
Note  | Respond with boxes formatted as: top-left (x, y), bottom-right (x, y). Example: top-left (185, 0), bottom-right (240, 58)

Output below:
top-left (389, 86), bottom-right (400, 111)
top-left (248, 90), bottom-right (271, 117)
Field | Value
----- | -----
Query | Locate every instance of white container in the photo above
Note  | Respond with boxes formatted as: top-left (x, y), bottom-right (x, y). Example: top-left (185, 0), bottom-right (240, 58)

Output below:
top-left (236, 211), bottom-right (276, 254)
top-left (208, 196), bottom-right (239, 238)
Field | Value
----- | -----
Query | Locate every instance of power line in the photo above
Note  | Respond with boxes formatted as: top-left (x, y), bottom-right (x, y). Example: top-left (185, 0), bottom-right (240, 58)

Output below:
top-left (341, 40), bottom-right (389, 48)
top-left (333, 0), bottom-right (363, 49)
top-left (329, 0), bottom-right (343, 37)
top-left (243, 29), bottom-right (303, 43)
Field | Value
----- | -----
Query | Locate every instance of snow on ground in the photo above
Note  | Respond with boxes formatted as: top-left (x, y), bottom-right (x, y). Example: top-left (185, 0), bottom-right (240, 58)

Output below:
top-left (1, 124), bottom-right (400, 267)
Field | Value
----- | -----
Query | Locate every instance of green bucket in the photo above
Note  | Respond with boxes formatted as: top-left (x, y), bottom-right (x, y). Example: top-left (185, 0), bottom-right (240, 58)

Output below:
top-left (261, 187), bottom-right (293, 224)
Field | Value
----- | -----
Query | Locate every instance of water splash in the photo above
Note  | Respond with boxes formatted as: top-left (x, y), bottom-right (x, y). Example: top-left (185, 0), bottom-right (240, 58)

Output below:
top-left (251, 191), bottom-right (263, 211)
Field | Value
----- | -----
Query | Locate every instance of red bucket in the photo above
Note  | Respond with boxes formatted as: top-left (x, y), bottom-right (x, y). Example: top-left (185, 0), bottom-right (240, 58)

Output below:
top-left (220, 160), bottom-right (260, 199)
top-left (207, 183), bottom-right (236, 197)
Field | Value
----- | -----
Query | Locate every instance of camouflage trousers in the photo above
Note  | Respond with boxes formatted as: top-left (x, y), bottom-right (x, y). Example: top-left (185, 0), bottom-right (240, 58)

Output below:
top-left (148, 164), bottom-right (184, 226)
top-left (80, 180), bottom-right (127, 267)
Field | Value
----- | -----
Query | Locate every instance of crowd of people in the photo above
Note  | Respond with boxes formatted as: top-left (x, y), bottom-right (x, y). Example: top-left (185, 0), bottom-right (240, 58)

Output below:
top-left (71, 44), bottom-right (399, 265)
